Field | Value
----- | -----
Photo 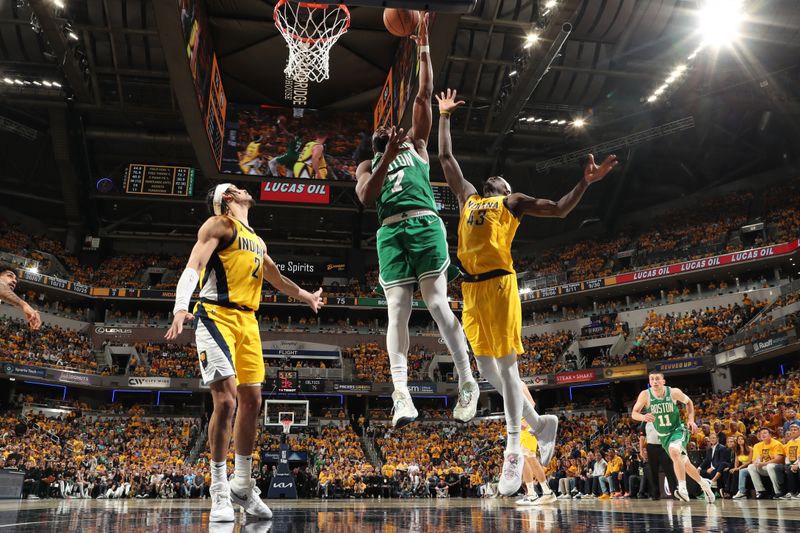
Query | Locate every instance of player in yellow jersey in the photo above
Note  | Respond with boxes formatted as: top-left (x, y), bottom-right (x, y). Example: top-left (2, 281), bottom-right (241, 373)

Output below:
top-left (437, 88), bottom-right (618, 495)
top-left (238, 136), bottom-right (264, 175)
top-left (165, 183), bottom-right (322, 522)
top-left (293, 131), bottom-right (329, 179)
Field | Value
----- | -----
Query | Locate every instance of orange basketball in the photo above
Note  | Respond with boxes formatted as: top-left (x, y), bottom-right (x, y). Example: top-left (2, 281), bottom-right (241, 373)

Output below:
top-left (383, 8), bottom-right (421, 38)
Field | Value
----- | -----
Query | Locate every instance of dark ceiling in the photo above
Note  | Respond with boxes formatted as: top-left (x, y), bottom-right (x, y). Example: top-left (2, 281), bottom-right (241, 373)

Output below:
top-left (1, 0), bottom-right (799, 259)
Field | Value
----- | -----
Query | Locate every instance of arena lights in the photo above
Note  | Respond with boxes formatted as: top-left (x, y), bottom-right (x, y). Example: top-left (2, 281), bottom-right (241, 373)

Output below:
top-left (52, 0), bottom-right (65, 8)
top-left (645, 1), bottom-right (745, 105)
top-left (1, 76), bottom-right (62, 89)
top-left (572, 118), bottom-right (586, 128)
top-left (698, 0), bottom-right (744, 47)
top-left (524, 32), bottom-right (540, 48)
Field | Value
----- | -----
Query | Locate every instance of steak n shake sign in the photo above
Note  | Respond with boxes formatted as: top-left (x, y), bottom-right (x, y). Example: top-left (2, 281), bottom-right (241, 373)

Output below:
top-left (260, 180), bottom-right (330, 204)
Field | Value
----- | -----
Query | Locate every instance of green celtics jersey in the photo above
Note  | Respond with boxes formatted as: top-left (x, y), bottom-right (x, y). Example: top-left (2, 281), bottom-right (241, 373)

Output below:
top-left (288, 135), bottom-right (303, 156)
top-left (649, 386), bottom-right (683, 435)
top-left (372, 142), bottom-right (438, 222)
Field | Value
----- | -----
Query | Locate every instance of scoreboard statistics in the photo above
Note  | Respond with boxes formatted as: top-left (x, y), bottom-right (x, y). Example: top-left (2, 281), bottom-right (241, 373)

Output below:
top-left (206, 54), bottom-right (227, 168)
top-left (125, 164), bottom-right (195, 196)
top-left (431, 182), bottom-right (460, 213)
top-left (267, 370), bottom-right (298, 393)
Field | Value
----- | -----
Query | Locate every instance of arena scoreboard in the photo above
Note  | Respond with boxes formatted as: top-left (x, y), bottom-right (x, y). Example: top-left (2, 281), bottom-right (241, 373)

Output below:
top-left (431, 182), bottom-right (460, 213)
top-left (268, 370), bottom-right (298, 393)
top-left (124, 164), bottom-right (195, 196)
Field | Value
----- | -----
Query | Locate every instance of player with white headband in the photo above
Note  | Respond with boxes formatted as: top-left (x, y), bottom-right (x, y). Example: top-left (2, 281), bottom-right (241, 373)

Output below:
top-left (166, 183), bottom-right (323, 522)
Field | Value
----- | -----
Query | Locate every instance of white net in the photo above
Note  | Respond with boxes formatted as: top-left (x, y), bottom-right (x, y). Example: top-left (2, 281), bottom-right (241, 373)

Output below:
top-left (274, 0), bottom-right (351, 83)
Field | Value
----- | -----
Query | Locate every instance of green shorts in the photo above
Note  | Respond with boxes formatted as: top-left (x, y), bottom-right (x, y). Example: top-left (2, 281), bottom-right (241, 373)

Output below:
top-left (376, 214), bottom-right (454, 291)
top-left (273, 152), bottom-right (299, 166)
top-left (659, 426), bottom-right (690, 456)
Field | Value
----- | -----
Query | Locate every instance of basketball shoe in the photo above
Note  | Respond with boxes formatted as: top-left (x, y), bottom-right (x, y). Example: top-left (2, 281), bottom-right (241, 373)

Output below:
top-left (700, 478), bottom-right (716, 504)
top-left (498, 451), bottom-right (524, 496)
top-left (515, 493), bottom-right (539, 506)
top-left (453, 380), bottom-right (479, 422)
top-left (209, 482), bottom-right (235, 522)
top-left (533, 415), bottom-right (559, 466)
top-left (391, 390), bottom-right (418, 428)
top-left (230, 478), bottom-right (273, 519)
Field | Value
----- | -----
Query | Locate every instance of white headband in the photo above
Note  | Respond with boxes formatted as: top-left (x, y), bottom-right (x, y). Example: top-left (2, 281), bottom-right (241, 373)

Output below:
top-left (213, 183), bottom-right (233, 215)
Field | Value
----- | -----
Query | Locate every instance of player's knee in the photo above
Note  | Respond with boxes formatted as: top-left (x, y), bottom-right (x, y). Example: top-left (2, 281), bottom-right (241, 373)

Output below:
top-left (425, 299), bottom-right (451, 323)
top-left (213, 394), bottom-right (237, 417)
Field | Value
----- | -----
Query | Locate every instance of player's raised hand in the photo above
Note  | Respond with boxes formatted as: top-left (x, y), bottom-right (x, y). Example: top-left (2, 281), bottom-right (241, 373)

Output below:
top-left (384, 126), bottom-right (407, 161)
top-left (411, 12), bottom-right (430, 45)
top-left (165, 310), bottom-right (194, 341)
top-left (302, 288), bottom-right (324, 313)
top-left (584, 154), bottom-right (619, 184)
top-left (435, 89), bottom-right (465, 115)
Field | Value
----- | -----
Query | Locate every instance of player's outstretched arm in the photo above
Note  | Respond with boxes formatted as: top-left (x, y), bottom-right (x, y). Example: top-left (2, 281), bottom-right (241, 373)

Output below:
top-left (165, 217), bottom-right (231, 340)
top-left (408, 13), bottom-right (432, 154)
top-left (355, 126), bottom-right (407, 205)
top-left (505, 154), bottom-right (618, 218)
top-left (631, 390), bottom-right (654, 423)
top-left (436, 88), bottom-right (477, 209)
top-left (262, 254), bottom-right (324, 313)
top-left (0, 279), bottom-right (41, 330)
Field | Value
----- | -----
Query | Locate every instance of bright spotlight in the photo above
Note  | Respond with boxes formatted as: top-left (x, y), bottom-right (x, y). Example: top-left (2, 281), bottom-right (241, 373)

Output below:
top-left (549, 119), bottom-right (559, 124)
top-left (698, 0), bottom-right (744, 46)
top-left (654, 84), bottom-right (669, 96)
top-left (509, 70), bottom-right (518, 77)
top-left (573, 118), bottom-right (585, 127)
top-left (29, 266), bottom-right (39, 274)
top-left (68, 31), bottom-right (79, 41)
top-left (647, 95), bottom-right (658, 103)
top-left (524, 33), bottom-right (540, 48)
top-left (544, 0), bottom-right (557, 8)
top-left (2, 78), bottom-right (12, 85)
top-left (53, 0), bottom-right (65, 8)
top-left (557, 119), bottom-right (567, 125)
top-left (52, 81), bottom-right (61, 87)
top-left (672, 65), bottom-right (687, 75)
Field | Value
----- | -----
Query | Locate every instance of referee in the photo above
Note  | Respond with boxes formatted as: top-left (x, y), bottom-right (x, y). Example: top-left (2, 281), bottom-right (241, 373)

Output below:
top-left (639, 420), bottom-right (678, 499)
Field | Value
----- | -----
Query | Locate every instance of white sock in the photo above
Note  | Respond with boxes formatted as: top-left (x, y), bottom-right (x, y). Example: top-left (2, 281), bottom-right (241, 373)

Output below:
top-left (211, 461), bottom-right (228, 486)
top-left (526, 482), bottom-right (536, 495)
top-left (678, 480), bottom-right (687, 493)
top-left (540, 482), bottom-right (552, 495)
top-left (506, 430), bottom-right (521, 454)
top-left (385, 284), bottom-right (413, 396)
top-left (233, 454), bottom-right (252, 488)
top-left (498, 355), bottom-right (523, 453)
top-left (419, 274), bottom-right (475, 388)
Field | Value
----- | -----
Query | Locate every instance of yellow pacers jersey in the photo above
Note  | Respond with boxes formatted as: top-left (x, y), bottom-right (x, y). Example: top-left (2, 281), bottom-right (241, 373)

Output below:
top-left (198, 217), bottom-right (265, 311)
top-left (457, 194), bottom-right (520, 276)
top-left (293, 140), bottom-right (328, 178)
top-left (520, 430), bottom-right (538, 456)
top-left (240, 141), bottom-right (260, 164)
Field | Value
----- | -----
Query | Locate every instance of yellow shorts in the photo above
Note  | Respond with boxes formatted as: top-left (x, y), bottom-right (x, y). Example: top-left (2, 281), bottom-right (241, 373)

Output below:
top-left (194, 302), bottom-right (264, 386)
top-left (521, 430), bottom-right (538, 457)
top-left (462, 273), bottom-right (523, 357)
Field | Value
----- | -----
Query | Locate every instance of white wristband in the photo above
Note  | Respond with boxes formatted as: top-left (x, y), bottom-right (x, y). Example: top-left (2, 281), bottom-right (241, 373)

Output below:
top-left (173, 268), bottom-right (199, 314)
top-left (419, 45), bottom-right (430, 54)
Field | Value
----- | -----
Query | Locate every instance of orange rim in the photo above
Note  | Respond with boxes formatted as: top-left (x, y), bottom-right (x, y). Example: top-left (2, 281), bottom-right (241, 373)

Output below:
top-left (274, 0), bottom-right (351, 45)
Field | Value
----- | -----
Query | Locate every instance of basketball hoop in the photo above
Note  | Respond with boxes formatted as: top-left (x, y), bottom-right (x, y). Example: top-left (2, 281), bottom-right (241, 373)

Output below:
top-left (274, 0), bottom-right (351, 83)
top-left (278, 411), bottom-right (294, 435)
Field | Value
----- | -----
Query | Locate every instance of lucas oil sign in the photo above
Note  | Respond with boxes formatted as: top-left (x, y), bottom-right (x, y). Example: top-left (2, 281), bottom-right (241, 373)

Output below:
top-left (260, 180), bottom-right (330, 204)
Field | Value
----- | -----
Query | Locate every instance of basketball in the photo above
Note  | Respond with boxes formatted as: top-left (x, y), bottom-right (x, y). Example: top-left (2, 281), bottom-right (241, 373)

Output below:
top-left (383, 8), bottom-right (420, 38)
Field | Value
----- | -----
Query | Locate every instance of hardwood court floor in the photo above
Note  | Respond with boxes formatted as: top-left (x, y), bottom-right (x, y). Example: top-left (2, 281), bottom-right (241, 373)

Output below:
top-left (1, 496), bottom-right (799, 532)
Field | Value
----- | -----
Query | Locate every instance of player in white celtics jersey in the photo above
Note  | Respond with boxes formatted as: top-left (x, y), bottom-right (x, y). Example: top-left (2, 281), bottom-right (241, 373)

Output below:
top-left (632, 371), bottom-right (716, 503)
top-left (355, 13), bottom-right (478, 428)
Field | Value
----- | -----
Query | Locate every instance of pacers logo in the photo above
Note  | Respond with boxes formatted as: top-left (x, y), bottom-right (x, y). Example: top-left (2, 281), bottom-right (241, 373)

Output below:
top-left (199, 351), bottom-right (208, 369)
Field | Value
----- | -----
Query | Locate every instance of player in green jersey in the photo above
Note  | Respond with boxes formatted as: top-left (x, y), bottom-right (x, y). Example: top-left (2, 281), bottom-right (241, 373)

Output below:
top-left (355, 13), bottom-right (478, 429)
top-left (632, 371), bottom-right (716, 503)
top-left (268, 119), bottom-right (303, 178)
